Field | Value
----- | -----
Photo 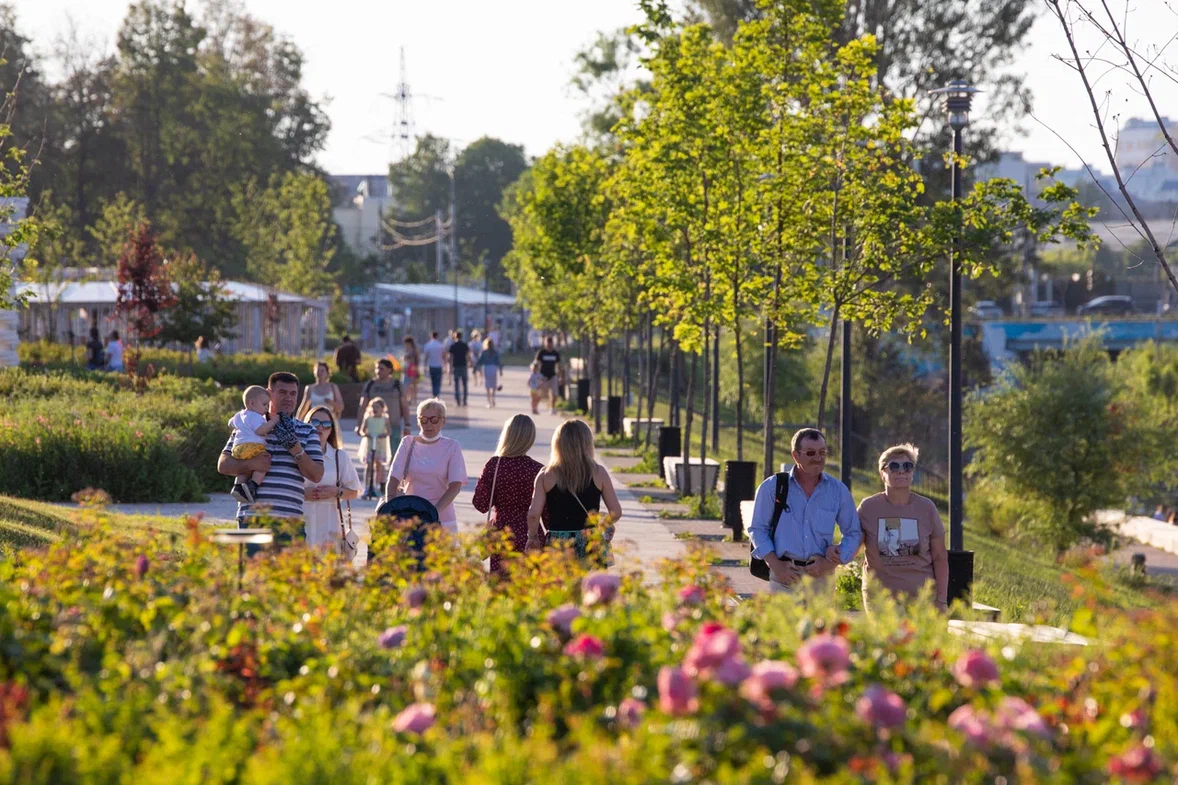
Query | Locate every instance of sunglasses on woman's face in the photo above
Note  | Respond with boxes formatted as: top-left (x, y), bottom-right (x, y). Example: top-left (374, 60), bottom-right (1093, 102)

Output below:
top-left (309, 419), bottom-right (333, 429)
top-left (418, 415), bottom-right (444, 425)
top-left (886, 461), bottom-right (915, 473)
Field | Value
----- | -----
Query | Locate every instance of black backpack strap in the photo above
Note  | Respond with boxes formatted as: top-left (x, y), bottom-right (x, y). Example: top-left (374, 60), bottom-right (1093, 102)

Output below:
top-left (767, 472), bottom-right (791, 551)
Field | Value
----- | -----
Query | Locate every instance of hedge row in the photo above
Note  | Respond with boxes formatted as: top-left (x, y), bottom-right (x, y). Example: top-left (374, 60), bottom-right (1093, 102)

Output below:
top-left (18, 342), bottom-right (374, 386)
top-left (0, 369), bottom-right (238, 502)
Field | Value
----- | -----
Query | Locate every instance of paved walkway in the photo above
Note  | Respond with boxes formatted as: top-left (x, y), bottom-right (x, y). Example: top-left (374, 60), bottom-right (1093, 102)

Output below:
top-left (59, 366), bottom-right (683, 579)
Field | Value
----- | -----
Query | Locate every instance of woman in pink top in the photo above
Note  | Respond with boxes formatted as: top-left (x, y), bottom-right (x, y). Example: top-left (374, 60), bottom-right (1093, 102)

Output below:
top-left (856, 443), bottom-right (949, 613)
top-left (384, 398), bottom-right (468, 533)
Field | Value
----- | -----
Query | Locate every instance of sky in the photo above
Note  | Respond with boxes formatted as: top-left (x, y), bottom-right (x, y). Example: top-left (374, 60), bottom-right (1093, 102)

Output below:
top-left (12, 0), bottom-right (1178, 176)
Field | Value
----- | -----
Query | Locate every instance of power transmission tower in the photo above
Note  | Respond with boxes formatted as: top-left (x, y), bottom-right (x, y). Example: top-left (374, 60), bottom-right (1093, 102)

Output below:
top-left (393, 47), bottom-right (415, 163)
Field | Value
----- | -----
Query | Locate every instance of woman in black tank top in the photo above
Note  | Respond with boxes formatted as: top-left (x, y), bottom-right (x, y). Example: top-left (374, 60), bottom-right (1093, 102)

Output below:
top-left (526, 419), bottom-right (623, 564)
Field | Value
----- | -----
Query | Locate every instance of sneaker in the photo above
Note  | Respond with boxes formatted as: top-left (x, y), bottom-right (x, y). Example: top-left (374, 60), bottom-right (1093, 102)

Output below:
top-left (230, 480), bottom-right (255, 504)
top-left (244, 480), bottom-right (260, 503)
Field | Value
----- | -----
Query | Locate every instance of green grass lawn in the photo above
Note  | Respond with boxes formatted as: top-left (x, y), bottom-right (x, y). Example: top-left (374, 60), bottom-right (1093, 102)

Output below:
top-left (0, 496), bottom-right (190, 555)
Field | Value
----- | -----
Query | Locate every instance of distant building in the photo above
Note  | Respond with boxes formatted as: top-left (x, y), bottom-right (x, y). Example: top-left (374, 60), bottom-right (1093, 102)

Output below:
top-left (329, 174), bottom-right (395, 258)
top-left (1115, 117), bottom-right (1178, 201)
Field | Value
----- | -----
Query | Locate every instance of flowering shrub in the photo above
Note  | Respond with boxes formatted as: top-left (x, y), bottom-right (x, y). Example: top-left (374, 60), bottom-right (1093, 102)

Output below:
top-left (0, 369), bottom-right (237, 501)
top-left (0, 517), bottom-right (1175, 783)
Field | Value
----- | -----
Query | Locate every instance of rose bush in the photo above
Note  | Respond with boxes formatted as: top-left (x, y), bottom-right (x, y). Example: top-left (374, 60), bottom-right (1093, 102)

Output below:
top-left (0, 514), bottom-right (1174, 783)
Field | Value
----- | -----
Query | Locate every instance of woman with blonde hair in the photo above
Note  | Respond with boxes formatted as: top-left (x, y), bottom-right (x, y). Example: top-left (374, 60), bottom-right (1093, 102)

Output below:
top-left (297, 361), bottom-right (344, 419)
top-left (301, 405), bottom-right (366, 563)
top-left (526, 419), bottom-right (622, 563)
top-left (472, 414), bottom-right (545, 573)
top-left (857, 443), bottom-right (949, 612)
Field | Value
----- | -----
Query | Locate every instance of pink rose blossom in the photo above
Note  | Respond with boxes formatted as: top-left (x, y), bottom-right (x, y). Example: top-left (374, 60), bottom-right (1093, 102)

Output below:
top-left (547, 604), bottom-right (582, 636)
top-left (710, 656), bottom-right (752, 686)
top-left (1107, 744), bottom-right (1163, 784)
top-left (617, 697), bottom-right (646, 729)
top-left (662, 611), bottom-right (683, 632)
top-left (855, 685), bottom-right (908, 730)
top-left (948, 705), bottom-right (992, 748)
top-left (683, 622), bottom-right (742, 675)
top-left (378, 625), bottom-right (407, 650)
top-left (404, 586), bottom-right (427, 609)
top-left (392, 702), bottom-right (436, 734)
top-left (581, 572), bottom-right (621, 606)
top-left (563, 633), bottom-right (605, 660)
top-left (135, 554), bottom-right (150, 579)
top-left (658, 666), bottom-right (699, 716)
top-left (952, 649), bottom-right (1000, 689)
top-left (677, 585), bottom-right (706, 606)
top-left (796, 634), bottom-right (851, 685)
top-left (995, 696), bottom-right (1051, 739)
top-left (740, 660), bottom-right (800, 709)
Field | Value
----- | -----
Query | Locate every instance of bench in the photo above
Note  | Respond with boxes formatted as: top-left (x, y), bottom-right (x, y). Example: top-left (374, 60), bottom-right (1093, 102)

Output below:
top-left (662, 457), bottom-right (720, 493)
top-left (623, 417), bottom-right (664, 438)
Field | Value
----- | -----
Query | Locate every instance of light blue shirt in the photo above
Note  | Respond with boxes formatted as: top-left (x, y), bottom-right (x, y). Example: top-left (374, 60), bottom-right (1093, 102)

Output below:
top-left (748, 467), bottom-right (862, 564)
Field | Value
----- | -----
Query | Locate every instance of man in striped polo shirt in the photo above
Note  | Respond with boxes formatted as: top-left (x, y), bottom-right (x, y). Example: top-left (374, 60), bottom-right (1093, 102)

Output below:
top-left (218, 372), bottom-right (324, 527)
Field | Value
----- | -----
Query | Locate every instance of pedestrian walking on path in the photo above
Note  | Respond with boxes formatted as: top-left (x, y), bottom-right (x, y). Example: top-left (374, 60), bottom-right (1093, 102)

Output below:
top-left (302, 405), bottom-right (365, 562)
top-left (858, 443), bottom-right (948, 613)
top-left (297, 361), bottom-right (344, 419)
top-left (533, 337), bottom-right (563, 415)
top-left (385, 398), bottom-right (468, 534)
top-left (423, 332), bottom-right (445, 398)
top-left (356, 358), bottom-right (410, 439)
top-left (448, 331), bottom-right (471, 407)
top-left (476, 337), bottom-right (503, 407)
top-left (217, 372), bottom-right (325, 529)
top-left (333, 334), bottom-right (361, 382)
top-left (526, 419), bottom-right (621, 564)
top-left (402, 336), bottom-right (421, 406)
top-left (472, 414), bottom-right (545, 574)
top-left (358, 398), bottom-right (393, 494)
top-left (748, 428), bottom-right (862, 596)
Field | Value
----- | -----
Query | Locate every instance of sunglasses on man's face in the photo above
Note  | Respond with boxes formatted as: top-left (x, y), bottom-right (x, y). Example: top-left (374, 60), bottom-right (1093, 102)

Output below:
top-left (886, 461), bottom-right (915, 473)
top-left (801, 449), bottom-right (828, 458)
top-left (418, 415), bottom-right (444, 425)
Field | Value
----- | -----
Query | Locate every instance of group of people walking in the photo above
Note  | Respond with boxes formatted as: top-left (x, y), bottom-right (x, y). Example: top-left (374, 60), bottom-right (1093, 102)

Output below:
top-left (217, 364), bottom-right (620, 572)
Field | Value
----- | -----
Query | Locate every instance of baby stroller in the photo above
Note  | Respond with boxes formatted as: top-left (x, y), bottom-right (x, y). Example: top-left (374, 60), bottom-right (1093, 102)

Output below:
top-left (374, 495), bottom-right (440, 570)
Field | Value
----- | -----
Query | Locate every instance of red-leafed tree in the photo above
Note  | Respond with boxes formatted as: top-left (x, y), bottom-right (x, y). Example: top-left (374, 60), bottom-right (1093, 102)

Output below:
top-left (115, 222), bottom-right (175, 374)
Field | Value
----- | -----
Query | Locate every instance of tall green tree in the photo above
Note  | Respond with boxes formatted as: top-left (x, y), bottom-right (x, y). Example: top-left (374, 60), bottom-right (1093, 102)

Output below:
top-left (454, 137), bottom-right (528, 292)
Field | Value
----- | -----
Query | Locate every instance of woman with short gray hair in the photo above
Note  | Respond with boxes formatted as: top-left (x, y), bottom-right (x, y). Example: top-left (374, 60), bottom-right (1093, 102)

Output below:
top-left (384, 398), bottom-right (468, 533)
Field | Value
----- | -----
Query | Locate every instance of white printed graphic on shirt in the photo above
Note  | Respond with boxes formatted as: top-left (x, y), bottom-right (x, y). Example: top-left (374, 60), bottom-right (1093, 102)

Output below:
top-left (878, 517), bottom-right (920, 557)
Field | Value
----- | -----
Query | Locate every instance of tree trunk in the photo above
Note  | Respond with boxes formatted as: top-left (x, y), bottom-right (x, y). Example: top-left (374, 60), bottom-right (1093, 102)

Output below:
top-left (735, 320), bottom-right (745, 461)
top-left (593, 339), bottom-right (604, 434)
top-left (816, 304), bottom-right (841, 431)
top-left (682, 350), bottom-right (699, 497)
top-left (670, 342), bottom-right (681, 428)
top-left (644, 320), bottom-right (663, 451)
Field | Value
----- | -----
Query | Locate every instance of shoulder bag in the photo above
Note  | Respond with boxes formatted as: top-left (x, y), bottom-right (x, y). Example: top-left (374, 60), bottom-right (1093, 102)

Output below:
top-left (486, 456), bottom-right (500, 525)
top-left (333, 446), bottom-right (359, 560)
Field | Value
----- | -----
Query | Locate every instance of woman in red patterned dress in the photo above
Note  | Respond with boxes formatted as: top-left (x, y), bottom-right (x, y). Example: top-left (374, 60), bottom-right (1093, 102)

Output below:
top-left (473, 414), bottom-right (546, 573)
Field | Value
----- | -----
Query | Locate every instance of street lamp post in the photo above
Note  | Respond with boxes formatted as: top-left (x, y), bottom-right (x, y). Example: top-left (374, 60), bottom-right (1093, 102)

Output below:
top-left (929, 79), bottom-right (979, 605)
top-left (449, 168), bottom-right (459, 330)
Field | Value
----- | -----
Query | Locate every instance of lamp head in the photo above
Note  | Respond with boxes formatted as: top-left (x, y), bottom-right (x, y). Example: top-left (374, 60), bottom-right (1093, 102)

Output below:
top-left (929, 79), bottom-right (980, 131)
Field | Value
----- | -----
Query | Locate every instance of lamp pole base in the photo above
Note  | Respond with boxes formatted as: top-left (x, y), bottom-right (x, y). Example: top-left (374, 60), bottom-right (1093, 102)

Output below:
top-left (947, 549), bottom-right (975, 606)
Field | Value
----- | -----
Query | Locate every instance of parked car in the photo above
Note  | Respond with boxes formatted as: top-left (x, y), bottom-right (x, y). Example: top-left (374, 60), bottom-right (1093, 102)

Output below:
top-left (1077, 295), bottom-right (1135, 317)
top-left (1030, 300), bottom-right (1065, 318)
top-left (968, 300), bottom-right (1004, 320)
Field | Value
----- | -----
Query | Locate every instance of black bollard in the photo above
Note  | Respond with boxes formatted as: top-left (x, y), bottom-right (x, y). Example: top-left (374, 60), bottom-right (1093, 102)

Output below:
top-left (723, 460), bottom-right (757, 541)
top-left (947, 549), bottom-right (975, 606)
top-left (576, 378), bottom-right (591, 412)
top-left (657, 426), bottom-right (681, 482)
top-left (1131, 552), bottom-right (1147, 577)
top-left (607, 396), bottom-right (623, 435)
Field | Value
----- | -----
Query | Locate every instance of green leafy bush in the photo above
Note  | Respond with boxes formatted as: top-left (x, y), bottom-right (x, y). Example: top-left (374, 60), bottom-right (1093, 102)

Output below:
top-left (0, 369), bottom-right (237, 501)
top-left (19, 341), bottom-right (370, 385)
top-left (0, 519), bottom-right (1173, 783)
